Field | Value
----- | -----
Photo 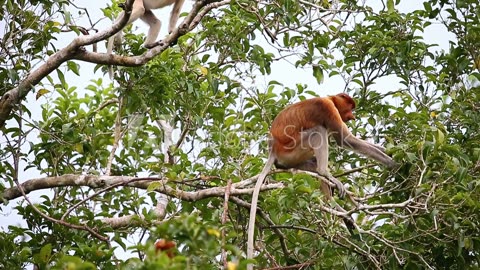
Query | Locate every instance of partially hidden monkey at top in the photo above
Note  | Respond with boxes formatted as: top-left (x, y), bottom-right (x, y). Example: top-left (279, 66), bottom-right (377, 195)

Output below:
top-left (155, 239), bottom-right (176, 258)
top-left (246, 93), bottom-right (397, 269)
top-left (107, 0), bottom-right (185, 77)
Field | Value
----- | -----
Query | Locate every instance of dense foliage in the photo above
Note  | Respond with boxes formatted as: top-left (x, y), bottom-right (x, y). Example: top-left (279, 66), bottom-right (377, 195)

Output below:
top-left (1, 0), bottom-right (479, 269)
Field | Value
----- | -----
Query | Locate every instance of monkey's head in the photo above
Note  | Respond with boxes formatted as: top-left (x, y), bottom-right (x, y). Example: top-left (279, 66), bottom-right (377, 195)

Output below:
top-left (332, 93), bottom-right (356, 122)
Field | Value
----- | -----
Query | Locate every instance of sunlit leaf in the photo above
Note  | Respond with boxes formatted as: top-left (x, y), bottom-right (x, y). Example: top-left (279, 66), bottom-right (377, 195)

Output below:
top-left (36, 89), bottom-right (50, 100)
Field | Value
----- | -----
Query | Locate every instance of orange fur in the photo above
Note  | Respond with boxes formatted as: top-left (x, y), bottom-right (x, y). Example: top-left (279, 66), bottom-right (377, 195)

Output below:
top-left (155, 239), bottom-right (176, 258)
top-left (270, 94), bottom-right (355, 164)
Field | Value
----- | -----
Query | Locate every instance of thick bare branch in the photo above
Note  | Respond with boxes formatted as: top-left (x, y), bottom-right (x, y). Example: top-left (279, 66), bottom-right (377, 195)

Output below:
top-left (102, 193), bottom-right (169, 228)
top-left (190, 0), bottom-right (231, 30)
top-left (2, 174), bottom-right (284, 201)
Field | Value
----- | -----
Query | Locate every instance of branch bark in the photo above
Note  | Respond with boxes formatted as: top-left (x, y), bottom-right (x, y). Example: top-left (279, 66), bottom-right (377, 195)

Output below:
top-left (2, 174), bottom-right (284, 201)
top-left (101, 193), bottom-right (169, 229)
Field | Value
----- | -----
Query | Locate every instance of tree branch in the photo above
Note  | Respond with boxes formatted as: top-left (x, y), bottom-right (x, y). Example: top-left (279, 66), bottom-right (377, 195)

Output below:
top-left (101, 193), bottom-right (169, 229)
top-left (2, 174), bottom-right (284, 201)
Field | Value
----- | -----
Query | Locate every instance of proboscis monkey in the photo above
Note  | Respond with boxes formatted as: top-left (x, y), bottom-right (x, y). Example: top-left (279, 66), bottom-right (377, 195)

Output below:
top-left (107, 0), bottom-right (185, 77)
top-left (246, 93), bottom-right (397, 268)
top-left (155, 239), bottom-right (176, 258)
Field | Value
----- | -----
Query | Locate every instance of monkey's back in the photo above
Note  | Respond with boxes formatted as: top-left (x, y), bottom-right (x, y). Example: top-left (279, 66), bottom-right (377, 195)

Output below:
top-left (144, 0), bottom-right (178, 9)
top-left (270, 97), bottom-right (335, 150)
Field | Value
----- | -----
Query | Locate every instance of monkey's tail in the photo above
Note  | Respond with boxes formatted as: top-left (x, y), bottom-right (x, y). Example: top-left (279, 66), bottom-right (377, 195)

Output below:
top-left (247, 153), bottom-right (275, 270)
top-left (332, 201), bottom-right (357, 236)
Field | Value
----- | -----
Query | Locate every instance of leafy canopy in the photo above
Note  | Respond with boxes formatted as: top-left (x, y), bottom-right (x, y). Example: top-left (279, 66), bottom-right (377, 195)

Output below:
top-left (0, 0), bottom-right (479, 269)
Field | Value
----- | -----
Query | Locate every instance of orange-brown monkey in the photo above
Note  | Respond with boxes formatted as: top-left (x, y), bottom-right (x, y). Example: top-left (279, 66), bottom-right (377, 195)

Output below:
top-left (155, 239), bottom-right (176, 258)
top-left (246, 93), bottom-right (397, 268)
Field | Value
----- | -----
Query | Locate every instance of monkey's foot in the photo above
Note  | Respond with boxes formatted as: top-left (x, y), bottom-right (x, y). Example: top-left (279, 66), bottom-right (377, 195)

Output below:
top-left (328, 175), bottom-right (346, 198)
top-left (334, 182), bottom-right (346, 198)
top-left (318, 172), bottom-right (346, 198)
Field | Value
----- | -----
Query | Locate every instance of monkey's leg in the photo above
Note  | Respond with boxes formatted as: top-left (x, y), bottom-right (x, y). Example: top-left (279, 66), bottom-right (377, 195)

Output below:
top-left (168, 0), bottom-right (185, 33)
top-left (302, 126), bottom-right (346, 197)
top-left (113, 0), bottom-right (146, 47)
top-left (141, 10), bottom-right (161, 48)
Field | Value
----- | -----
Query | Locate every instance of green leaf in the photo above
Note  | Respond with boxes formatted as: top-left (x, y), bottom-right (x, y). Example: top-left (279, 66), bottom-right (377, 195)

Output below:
top-left (36, 89), bottom-right (50, 100)
top-left (39, 244), bottom-right (52, 263)
top-left (387, 0), bottom-right (395, 13)
top-left (437, 129), bottom-right (445, 144)
top-left (56, 69), bottom-right (67, 89)
top-left (312, 65), bottom-right (324, 84)
top-left (147, 182), bottom-right (162, 192)
top-left (67, 61), bottom-right (80, 76)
